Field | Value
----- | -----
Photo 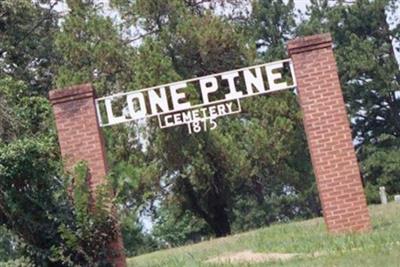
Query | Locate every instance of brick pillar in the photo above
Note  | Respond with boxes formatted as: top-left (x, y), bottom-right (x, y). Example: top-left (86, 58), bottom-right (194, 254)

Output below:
top-left (288, 33), bottom-right (372, 233)
top-left (49, 84), bottom-right (126, 266)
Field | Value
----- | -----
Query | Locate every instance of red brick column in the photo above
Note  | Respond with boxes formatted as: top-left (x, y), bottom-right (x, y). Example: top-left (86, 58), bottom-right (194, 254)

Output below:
top-left (288, 33), bottom-right (371, 233)
top-left (49, 84), bottom-right (126, 266)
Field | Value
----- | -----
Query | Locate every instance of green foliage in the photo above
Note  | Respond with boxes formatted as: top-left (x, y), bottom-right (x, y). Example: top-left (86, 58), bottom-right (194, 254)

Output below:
top-left (360, 134), bottom-right (400, 202)
top-left (152, 204), bottom-right (211, 247)
top-left (120, 212), bottom-right (158, 257)
top-left (55, 0), bottom-right (132, 95)
top-left (0, 77), bottom-right (54, 144)
top-left (0, 77), bottom-right (26, 142)
top-left (251, 0), bottom-right (296, 60)
top-left (0, 137), bottom-right (69, 265)
top-left (0, 0), bottom-right (60, 94)
top-left (0, 257), bottom-right (32, 267)
top-left (53, 161), bottom-right (118, 266)
top-left (0, 226), bottom-right (20, 262)
top-left (72, 162), bottom-right (91, 224)
top-left (0, 140), bottom-right (118, 266)
top-left (364, 183), bottom-right (381, 204)
top-left (231, 182), bottom-right (320, 232)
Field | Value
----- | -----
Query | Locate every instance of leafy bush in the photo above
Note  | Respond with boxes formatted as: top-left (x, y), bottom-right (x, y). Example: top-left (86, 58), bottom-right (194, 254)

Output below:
top-left (53, 161), bottom-right (119, 266)
top-left (0, 139), bottom-right (119, 266)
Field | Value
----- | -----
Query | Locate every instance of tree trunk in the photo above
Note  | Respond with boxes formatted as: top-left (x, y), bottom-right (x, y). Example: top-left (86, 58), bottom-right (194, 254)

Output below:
top-left (179, 176), bottom-right (231, 237)
top-left (209, 207), bottom-right (231, 237)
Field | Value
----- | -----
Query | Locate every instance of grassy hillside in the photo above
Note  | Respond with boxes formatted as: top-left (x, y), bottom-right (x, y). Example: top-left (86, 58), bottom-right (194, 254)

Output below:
top-left (128, 202), bottom-right (400, 267)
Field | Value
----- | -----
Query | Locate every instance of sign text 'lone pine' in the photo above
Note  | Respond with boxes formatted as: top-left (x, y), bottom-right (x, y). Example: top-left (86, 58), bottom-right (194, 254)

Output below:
top-left (95, 59), bottom-right (297, 133)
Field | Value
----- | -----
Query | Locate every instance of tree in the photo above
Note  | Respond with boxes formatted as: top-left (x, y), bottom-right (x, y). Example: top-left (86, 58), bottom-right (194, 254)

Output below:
top-left (251, 0), bottom-right (296, 60)
top-left (0, 226), bottom-right (20, 262)
top-left (0, 137), bottom-right (70, 265)
top-left (55, 0), bottom-right (133, 95)
top-left (111, 0), bottom-right (251, 237)
top-left (298, 0), bottom-right (400, 201)
top-left (0, 1), bottom-right (134, 264)
top-left (0, 1), bottom-right (63, 263)
top-left (0, 0), bottom-right (60, 94)
top-left (152, 203), bottom-right (211, 247)
top-left (238, 0), bottom-right (320, 230)
top-left (110, 0), bottom-right (320, 238)
top-left (0, 0), bottom-right (60, 143)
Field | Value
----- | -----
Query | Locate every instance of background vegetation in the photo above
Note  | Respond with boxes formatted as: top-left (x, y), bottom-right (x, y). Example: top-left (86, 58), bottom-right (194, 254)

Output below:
top-left (0, 0), bottom-right (399, 265)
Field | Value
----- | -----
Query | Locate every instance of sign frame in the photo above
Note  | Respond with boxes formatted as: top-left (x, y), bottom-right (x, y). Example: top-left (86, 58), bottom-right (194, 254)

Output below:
top-left (95, 58), bottom-right (297, 131)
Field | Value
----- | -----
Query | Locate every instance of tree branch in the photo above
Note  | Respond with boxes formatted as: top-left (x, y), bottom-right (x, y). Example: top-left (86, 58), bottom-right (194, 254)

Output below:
top-left (12, 0), bottom-right (59, 49)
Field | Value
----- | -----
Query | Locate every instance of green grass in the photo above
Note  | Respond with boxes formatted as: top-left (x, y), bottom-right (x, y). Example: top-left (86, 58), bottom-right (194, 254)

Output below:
top-left (128, 202), bottom-right (400, 267)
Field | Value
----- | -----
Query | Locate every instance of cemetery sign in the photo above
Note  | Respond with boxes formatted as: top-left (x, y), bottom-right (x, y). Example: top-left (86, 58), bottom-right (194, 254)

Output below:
top-left (95, 59), bottom-right (296, 133)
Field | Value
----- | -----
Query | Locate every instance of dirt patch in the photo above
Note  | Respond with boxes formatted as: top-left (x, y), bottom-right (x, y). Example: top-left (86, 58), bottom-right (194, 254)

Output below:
top-left (205, 250), bottom-right (300, 264)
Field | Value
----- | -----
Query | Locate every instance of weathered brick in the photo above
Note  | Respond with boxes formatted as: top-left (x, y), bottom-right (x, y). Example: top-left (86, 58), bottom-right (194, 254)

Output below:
top-left (288, 33), bottom-right (371, 233)
top-left (49, 84), bottom-right (126, 266)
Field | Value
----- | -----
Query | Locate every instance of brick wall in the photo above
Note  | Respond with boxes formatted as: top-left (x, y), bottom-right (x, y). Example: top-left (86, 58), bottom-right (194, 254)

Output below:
top-left (49, 84), bottom-right (126, 266)
top-left (288, 33), bottom-right (371, 233)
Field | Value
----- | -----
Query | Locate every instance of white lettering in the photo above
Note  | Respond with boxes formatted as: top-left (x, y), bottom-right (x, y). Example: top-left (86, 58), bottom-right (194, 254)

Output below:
top-left (148, 87), bottom-right (169, 114)
top-left (105, 98), bottom-right (125, 125)
top-left (221, 72), bottom-right (243, 100)
top-left (225, 102), bottom-right (234, 113)
top-left (192, 109), bottom-right (200, 121)
top-left (164, 115), bottom-right (174, 127)
top-left (127, 93), bottom-right (147, 120)
top-left (244, 67), bottom-right (265, 95)
top-left (200, 77), bottom-right (219, 104)
top-left (182, 111), bottom-right (192, 122)
top-left (173, 113), bottom-right (182, 124)
top-left (209, 105), bottom-right (217, 117)
top-left (170, 82), bottom-right (191, 111)
top-left (265, 62), bottom-right (288, 91)
top-left (96, 59), bottom-right (297, 130)
top-left (200, 108), bottom-right (208, 117)
top-left (217, 104), bottom-right (226, 115)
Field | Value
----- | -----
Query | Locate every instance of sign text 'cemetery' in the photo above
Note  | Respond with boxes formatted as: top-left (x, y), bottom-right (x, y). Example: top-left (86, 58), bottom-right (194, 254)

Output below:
top-left (96, 59), bottom-right (296, 133)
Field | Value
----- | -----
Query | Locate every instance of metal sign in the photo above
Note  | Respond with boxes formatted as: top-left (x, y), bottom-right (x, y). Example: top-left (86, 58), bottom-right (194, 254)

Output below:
top-left (95, 59), bottom-right (296, 134)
